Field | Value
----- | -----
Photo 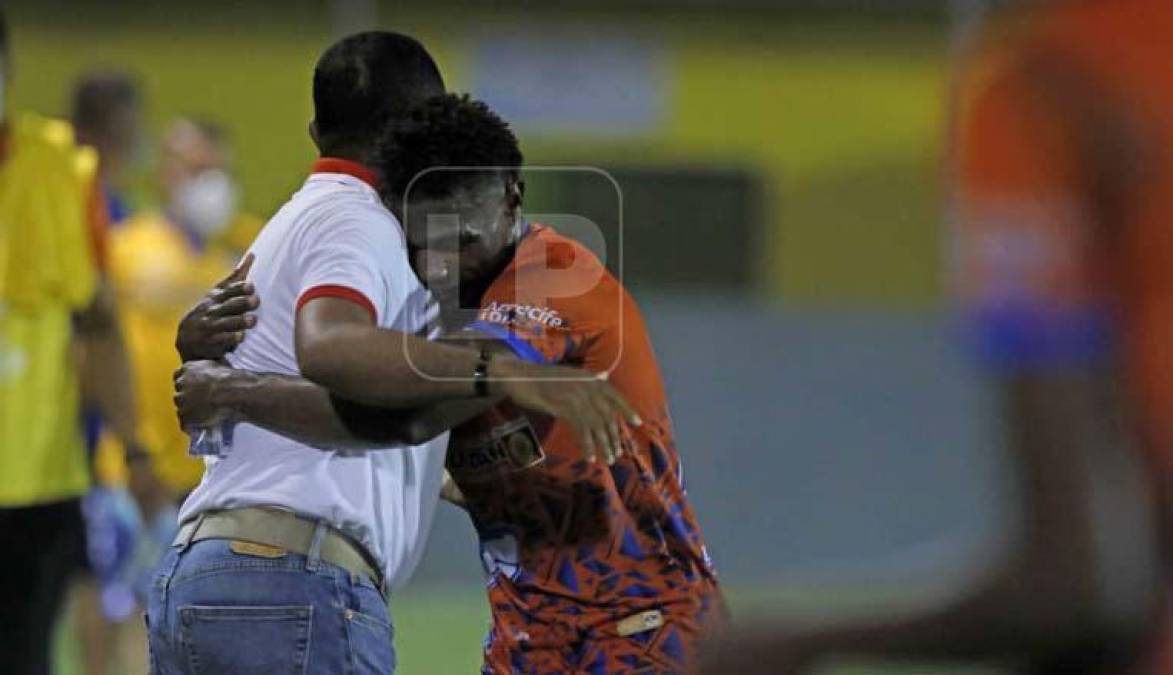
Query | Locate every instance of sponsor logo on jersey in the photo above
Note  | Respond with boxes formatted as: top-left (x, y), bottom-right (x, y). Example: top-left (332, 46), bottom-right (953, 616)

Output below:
top-left (449, 418), bottom-right (546, 476)
top-left (479, 301), bottom-right (565, 328)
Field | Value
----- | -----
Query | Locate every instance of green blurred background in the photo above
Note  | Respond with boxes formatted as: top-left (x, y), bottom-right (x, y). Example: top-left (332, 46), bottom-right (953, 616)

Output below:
top-left (2, 1), bottom-right (993, 672)
top-left (6, 0), bottom-right (947, 308)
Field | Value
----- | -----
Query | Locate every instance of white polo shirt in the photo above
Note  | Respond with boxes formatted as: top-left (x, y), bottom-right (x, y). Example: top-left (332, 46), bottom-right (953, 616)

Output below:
top-left (179, 158), bottom-right (448, 590)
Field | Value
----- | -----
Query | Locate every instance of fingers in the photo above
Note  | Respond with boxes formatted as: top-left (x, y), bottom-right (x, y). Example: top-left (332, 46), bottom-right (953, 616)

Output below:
top-left (173, 389), bottom-right (192, 431)
top-left (209, 280), bottom-right (257, 306)
top-left (560, 380), bottom-right (640, 466)
top-left (193, 289), bottom-right (257, 355)
top-left (212, 331), bottom-right (247, 352)
top-left (235, 253), bottom-right (256, 280)
top-left (563, 391), bottom-right (607, 464)
top-left (207, 293), bottom-right (259, 318)
top-left (571, 421), bottom-right (598, 464)
top-left (516, 367), bottom-right (640, 466)
top-left (207, 314), bottom-right (257, 334)
top-left (216, 252), bottom-right (255, 288)
top-left (584, 386), bottom-right (624, 463)
top-left (575, 385), bottom-right (625, 465)
top-left (592, 423), bottom-right (617, 466)
top-left (598, 376), bottom-right (642, 426)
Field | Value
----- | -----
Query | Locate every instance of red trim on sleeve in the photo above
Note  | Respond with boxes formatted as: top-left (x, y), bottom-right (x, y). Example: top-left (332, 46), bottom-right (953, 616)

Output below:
top-left (297, 285), bottom-right (377, 323)
top-left (311, 157), bottom-right (379, 189)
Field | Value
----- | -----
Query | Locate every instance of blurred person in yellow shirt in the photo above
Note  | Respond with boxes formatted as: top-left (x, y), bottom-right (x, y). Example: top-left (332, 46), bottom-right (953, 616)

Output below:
top-left (96, 116), bottom-right (261, 497)
top-left (0, 11), bottom-right (159, 675)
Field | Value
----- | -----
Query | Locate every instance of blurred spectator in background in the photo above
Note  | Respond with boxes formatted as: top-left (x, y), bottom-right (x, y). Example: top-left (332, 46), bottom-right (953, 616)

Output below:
top-left (97, 116), bottom-right (259, 521)
top-left (156, 117), bottom-right (263, 255)
top-left (72, 70), bottom-right (143, 224)
top-left (68, 69), bottom-right (150, 675)
top-left (76, 116), bottom-right (259, 674)
top-left (702, 0), bottom-right (1169, 672)
top-left (0, 9), bottom-right (159, 675)
top-left (101, 116), bottom-right (259, 544)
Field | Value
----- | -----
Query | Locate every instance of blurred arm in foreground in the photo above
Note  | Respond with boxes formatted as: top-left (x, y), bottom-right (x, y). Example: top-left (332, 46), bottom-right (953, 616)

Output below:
top-left (701, 1), bottom-right (1170, 672)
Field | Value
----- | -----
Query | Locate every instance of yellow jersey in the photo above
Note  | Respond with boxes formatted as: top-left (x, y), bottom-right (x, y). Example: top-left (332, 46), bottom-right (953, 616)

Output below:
top-left (94, 211), bottom-right (245, 494)
top-left (0, 112), bottom-right (101, 506)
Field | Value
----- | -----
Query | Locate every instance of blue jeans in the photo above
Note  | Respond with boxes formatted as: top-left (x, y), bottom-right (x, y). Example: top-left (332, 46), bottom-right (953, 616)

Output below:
top-left (146, 533), bottom-right (395, 675)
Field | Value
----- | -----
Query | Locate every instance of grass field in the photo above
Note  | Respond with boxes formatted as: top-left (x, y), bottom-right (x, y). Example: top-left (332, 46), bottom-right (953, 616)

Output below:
top-left (54, 584), bottom-right (1005, 674)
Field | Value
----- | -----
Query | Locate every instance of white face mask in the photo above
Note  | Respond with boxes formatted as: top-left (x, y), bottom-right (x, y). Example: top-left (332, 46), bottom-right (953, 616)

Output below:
top-left (170, 169), bottom-right (238, 241)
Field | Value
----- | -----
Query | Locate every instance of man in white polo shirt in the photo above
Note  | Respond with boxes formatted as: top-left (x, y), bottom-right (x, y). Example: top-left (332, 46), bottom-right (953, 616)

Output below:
top-left (145, 32), bottom-right (635, 675)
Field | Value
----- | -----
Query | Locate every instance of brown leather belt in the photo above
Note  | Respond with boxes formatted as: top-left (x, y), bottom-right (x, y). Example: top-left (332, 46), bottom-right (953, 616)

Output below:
top-left (174, 507), bottom-right (384, 593)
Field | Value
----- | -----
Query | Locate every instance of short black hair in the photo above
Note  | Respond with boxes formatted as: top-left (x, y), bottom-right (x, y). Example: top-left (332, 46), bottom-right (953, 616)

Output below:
top-left (312, 31), bottom-right (445, 153)
top-left (71, 71), bottom-right (140, 133)
top-left (377, 93), bottom-right (523, 203)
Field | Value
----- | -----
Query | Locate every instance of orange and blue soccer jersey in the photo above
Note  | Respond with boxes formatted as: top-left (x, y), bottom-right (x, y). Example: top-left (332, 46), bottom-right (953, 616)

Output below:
top-left (447, 223), bottom-right (721, 674)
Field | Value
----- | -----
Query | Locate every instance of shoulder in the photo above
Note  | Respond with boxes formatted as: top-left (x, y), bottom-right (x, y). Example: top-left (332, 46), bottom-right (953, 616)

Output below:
top-left (296, 192), bottom-right (407, 253)
top-left (482, 224), bottom-right (622, 331)
top-left (19, 112), bottom-right (77, 150)
top-left (507, 224), bottom-right (616, 299)
top-left (513, 224), bottom-right (605, 276)
top-left (12, 113), bottom-right (92, 181)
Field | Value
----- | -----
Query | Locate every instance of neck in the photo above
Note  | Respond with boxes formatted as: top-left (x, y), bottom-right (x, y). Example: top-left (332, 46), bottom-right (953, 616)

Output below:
top-left (319, 144), bottom-right (369, 165)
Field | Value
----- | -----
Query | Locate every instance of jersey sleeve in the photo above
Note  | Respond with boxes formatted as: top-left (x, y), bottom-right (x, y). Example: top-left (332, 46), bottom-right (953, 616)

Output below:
top-left (471, 235), bottom-right (616, 366)
top-left (295, 212), bottom-right (405, 325)
top-left (952, 58), bottom-right (1115, 371)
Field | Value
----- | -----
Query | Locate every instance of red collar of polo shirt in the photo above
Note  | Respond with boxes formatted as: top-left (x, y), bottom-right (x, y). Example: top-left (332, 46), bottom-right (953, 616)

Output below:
top-left (311, 157), bottom-right (379, 189)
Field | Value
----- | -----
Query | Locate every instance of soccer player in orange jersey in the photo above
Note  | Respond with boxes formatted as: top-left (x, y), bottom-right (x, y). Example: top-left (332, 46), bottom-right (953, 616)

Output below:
top-left (172, 93), bottom-right (722, 674)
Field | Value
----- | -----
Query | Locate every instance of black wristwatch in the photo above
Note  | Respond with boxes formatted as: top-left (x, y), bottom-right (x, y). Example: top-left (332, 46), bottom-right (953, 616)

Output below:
top-left (473, 347), bottom-right (492, 397)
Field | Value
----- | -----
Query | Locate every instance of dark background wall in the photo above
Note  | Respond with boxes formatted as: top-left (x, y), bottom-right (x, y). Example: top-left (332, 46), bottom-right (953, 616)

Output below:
top-left (410, 296), bottom-right (1013, 596)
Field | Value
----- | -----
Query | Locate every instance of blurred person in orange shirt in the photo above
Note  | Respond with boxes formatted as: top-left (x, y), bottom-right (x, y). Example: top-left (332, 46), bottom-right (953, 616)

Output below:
top-left (701, 0), bottom-right (1171, 673)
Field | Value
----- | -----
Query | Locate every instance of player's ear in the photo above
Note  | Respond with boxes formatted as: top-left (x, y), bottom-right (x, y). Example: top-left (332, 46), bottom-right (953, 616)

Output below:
top-left (508, 179), bottom-right (524, 208)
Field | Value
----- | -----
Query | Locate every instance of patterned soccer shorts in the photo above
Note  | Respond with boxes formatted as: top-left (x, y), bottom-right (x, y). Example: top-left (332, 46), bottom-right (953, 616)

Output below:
top-left (481, 592), bottom-right (726, 674)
